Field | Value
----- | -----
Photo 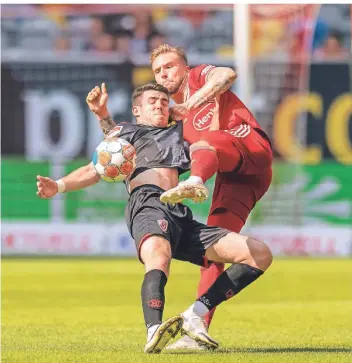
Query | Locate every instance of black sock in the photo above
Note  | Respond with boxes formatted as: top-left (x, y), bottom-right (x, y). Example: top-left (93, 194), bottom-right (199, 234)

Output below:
top-left (141, 269), bottom-right (167, 329)
top-left (197, 263), bottom-right (263, 311)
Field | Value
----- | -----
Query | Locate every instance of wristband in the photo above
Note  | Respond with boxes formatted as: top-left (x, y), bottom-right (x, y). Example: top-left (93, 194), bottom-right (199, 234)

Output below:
top-left (56, 179), bottom-right (66, 193)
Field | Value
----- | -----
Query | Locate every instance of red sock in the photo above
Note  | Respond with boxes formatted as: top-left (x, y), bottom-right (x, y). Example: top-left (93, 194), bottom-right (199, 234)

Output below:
top-left (197, 263), bottom-right (225, 327)
top-left (191, 149), bottom-right (218, 183)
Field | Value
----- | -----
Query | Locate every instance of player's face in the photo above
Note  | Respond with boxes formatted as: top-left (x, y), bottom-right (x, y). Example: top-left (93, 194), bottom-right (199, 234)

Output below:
top-left (136, 90), bottom-right (170, 127)
top-left (152, 52), bottom-right (189, 94)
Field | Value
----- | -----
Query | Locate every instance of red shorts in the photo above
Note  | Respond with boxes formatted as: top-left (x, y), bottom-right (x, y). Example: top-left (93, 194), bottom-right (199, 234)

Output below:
top-left (201, 125), bottom-right (273, 232)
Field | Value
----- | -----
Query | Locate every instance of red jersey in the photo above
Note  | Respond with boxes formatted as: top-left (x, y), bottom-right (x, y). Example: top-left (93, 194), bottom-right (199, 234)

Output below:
top-left (180, 64), bottom-right (265, 145)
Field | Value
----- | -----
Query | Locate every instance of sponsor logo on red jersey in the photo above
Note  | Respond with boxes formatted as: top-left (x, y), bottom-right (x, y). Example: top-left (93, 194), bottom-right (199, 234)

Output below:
top-left (192, 105), bottom-right (216, 131)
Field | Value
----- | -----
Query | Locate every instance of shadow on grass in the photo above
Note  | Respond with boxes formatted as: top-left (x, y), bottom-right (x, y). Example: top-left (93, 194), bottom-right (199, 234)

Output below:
top-left (166, 347), bottom-right (352, 355)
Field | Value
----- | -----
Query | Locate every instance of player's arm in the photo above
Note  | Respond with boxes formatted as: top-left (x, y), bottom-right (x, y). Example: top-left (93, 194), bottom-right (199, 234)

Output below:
top-left (186, 67), bottom-right (237, 110)
top-left (36, 162), bottom-right (100, 199)
top-left (86, 83), bottom-right (117, 137)
top-left (97, 114), bottom-right (117, 138)
top-left (60, 162), bottom-right (100, 191)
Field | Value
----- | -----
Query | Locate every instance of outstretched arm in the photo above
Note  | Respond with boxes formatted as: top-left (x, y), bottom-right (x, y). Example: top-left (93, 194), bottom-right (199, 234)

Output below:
top-left (60, 162), bottom-right (100, 191)
top-left (37, 162), bottom-right (100, 199)
top-left (86, 83), bottom-right (117, 137)
top-left (186, 67), bottom-right (237, 110)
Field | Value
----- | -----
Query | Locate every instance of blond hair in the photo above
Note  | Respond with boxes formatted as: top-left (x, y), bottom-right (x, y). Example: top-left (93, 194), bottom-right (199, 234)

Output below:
top-left (149, 44), bottom-right (188, 65)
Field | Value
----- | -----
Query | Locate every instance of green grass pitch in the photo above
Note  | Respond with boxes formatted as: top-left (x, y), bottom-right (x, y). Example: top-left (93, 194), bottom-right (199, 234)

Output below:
top-left (2, 258), bottom-right (352, 363)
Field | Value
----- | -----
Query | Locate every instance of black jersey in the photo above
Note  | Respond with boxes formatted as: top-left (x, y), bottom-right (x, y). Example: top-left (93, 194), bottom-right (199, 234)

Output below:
top-left (107, 121), bottom-right (190, 182)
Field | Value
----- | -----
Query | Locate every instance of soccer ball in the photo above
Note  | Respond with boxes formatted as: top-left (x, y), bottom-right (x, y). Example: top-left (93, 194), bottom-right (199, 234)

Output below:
top-left (92, 138), bottom-right (136, 182)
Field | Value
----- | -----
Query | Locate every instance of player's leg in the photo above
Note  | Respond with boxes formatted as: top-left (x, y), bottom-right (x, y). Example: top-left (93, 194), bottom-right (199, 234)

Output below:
top-left (166, 214), bottom-right (240, 351)
top-left (197, 169), bottom-right (261, 329)
top-left (139, 234), bottom-right (172, 338)
top-left (139, 235), bottom-right (183, 353)
top-left (160, 126), bottom-right (272, 204)
top-left (180, 231), bottom-right (272, 348)
top-left (171, 256), bottom-right (226, 351)
top-left (194, 232), bottom-right (272, 315)
top-left (198, 208), bottom-right (245, 328)
top-left (167, 163), bottom-right (272, 349)
top-left (188, 126), bottom-right (272, 181)
top-left (160, 130), bottom-right (241, 204)
top-left (126, 187), bottom-right (184, 353)
top-left (168, 194), bottom-right (246, 352)
top-left (197, 171), bottom-right (272, 323)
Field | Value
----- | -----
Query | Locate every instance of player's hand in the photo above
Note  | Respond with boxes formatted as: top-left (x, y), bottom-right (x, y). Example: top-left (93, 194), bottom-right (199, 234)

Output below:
top-left (36, 175), bottom-right (58, 199)
top-left (86, 82), bottom-right (109, 118)
top-left (169, 102), bottom-right (190, 120)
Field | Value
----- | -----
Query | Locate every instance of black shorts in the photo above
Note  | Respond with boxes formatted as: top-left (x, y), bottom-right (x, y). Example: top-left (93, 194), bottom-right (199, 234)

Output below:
top-left (125, 184), bottom-right (230, 267)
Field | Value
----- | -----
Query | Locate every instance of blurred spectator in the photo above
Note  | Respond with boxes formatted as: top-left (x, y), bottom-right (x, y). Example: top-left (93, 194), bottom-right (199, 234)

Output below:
top-left (90, 16), bottom-right (105, 35)
top-left (130, 12), bottom-right (154, 54)
top-left (54, 35), bottom-right (71, 53)
top-left (154, 10), bottom-right (194, 49)
top-left (313, 30), bottom-right (349, 60)
top-left (179, 10), bottom-right (209, 28)
top-left (131, 24), bottom-right (150, 54)
top-left (148, 32), bottom-right (167, 52)
top-left (116, 31), bottom-right (132, 55)
top-left (94, 33), bottom-right (115, 52)
top-left (84, 16), bottom-right (106, 50)
top-left (191, 10), bottom-right (233, 53)
top-left (3, 5), bottom-right (350, 59)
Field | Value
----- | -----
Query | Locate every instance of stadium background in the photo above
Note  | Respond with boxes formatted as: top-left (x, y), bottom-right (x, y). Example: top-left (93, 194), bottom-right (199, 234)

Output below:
top-left (1, 4), bottom-right (352, 363)
top-left (1, 4), bottom-right (351, 257)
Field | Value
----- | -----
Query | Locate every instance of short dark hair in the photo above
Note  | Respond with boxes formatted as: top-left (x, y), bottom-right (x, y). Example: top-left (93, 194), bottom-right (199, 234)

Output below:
top-left (132, 83), bottom-right (170, 106)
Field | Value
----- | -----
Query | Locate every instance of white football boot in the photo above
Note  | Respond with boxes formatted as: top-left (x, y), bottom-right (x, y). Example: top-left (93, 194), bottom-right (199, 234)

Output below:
top-left (144, 316), bottom-right (183, 354)
top-left (180, 314), bottom-right (219, 350)
top-left (160, 181), bottom-right (209, 204)
top-left (165, 333), bottom-right (207, 351)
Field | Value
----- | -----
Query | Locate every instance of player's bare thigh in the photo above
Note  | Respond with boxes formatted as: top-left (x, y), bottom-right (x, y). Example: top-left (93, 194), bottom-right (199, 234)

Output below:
top-left (205, 232), bottom-right (273, 271)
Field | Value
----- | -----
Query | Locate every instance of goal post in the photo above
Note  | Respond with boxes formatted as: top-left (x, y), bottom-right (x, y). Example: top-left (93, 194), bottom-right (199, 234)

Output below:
top-left (234, 3), bottom-right (251, 107)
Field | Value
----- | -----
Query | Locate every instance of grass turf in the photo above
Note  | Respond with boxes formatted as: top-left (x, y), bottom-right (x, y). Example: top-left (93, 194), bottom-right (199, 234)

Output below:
top-left (2, 258), bottom-right (352, 363)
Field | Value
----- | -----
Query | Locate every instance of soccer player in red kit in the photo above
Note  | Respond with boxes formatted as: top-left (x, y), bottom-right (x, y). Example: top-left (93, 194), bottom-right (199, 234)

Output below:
top-left (150, 45), bottom-right (273, 350)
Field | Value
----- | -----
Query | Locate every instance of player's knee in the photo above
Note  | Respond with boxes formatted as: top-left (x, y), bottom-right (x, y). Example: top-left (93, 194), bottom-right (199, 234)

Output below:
top-left (246, 237), bottom-right (273, 271)
top-left (190, 140), bottom-right (216, 155)
top-left (139, 235), bottom-right (171, 274)
top-left (201, 131), bottom-right (230, 149)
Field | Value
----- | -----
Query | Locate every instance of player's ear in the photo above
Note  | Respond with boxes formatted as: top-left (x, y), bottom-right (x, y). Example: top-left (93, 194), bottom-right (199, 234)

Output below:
top-left (132, 105), bottom-right (140, 118)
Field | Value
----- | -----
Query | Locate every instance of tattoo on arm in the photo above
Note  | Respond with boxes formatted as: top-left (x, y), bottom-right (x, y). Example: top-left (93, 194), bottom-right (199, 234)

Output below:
top-left (99, 115), bottom-right (117, 137)
top-left (188, 69), bottom-right (236, 110)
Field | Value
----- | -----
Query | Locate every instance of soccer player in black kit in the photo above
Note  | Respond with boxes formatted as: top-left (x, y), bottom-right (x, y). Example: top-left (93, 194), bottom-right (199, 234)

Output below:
top-left (36, 83), bottom-right (272, 354)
